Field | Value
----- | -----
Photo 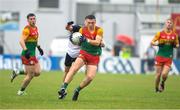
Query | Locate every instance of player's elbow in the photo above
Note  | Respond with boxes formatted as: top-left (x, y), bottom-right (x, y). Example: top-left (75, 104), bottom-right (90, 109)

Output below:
top-left (19, 39), bottom-right (23, 45)
top-left (94, 41), bottom-right (101, 46)
top-left (19, 39), bottom-right (25, 47)
top-left (93, 39), bottom-right (102, 46)
top-left (151, 41), bottom-right (155, 46)
top-left (150, 42), bottom-right (153, 45)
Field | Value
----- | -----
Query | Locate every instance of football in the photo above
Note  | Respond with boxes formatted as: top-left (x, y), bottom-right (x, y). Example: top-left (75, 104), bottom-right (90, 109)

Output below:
top-left (71, 32), bottom-right (82, 45)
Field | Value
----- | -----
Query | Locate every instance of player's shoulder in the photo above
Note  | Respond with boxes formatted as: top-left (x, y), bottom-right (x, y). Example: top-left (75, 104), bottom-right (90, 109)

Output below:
top-left (96, 26), bottom-right (103, 31)
top-left (95, 26), bottom-right (102, 29)
top-left (24, 25), bottom-right (30, 29)
top-left (23, 25), bottom-right (30, 32)
top-left (172, 31), bottom-right (178, 36)
top-left (79, 26), bottom-right (87, 33)
top-left (79, 27), bottom-right (83, 34)
top-left (156, 31), bottom-right (161, 36)
top-left (96, 26), bottom-right (103, 33)
top-left (96, 26), bottom-right (103, 36)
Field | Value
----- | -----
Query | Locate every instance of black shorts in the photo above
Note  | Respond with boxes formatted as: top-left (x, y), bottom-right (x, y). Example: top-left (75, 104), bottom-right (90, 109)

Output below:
top-left (64, 53), bottom-right (77, 67)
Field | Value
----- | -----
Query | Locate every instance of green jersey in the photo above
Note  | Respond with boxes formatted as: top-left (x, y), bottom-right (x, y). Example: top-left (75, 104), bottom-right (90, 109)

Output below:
top-left (21, 25), bottom-right (39, 57)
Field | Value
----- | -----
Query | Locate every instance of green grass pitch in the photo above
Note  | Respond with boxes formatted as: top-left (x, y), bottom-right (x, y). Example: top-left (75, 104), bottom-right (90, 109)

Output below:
top-left (0, 70), bottom-right (180, 109)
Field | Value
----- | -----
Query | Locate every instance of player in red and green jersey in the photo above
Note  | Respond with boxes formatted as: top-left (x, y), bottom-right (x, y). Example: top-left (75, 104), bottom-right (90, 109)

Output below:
top-left (10, 13), bottom-right (44, 95)
top-left (58, 15), bottom-right (104, 101)
top-left (151, 19), bottom-right (179, 92)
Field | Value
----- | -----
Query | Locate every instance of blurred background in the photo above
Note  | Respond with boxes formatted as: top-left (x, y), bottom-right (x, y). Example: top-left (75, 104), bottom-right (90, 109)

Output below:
top-left (0, 0), bottom-right (180, 74)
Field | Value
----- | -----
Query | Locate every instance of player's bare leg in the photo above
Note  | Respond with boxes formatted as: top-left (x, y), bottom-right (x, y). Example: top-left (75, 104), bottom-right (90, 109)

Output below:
top-left (155, 66), bottom-right (163, 92)
top-left (58, 58), bottom-right (84, 99)
top-left (63, 66), bottom-right (70, 82)
top-left (159, 65), bottom-right (170, 92)
top-left (11, 69), bottom-right (27, 83)
top-left (57, 66), bottom-right (70, 99)
top-left (72, 65), bottom-right (97, 101)
top-left (79, 65), bottom-right (97, 88)
top-left (17, 65), bottom-right (34, 95)
top-left (34, 62), bottom-right (41, 77)
top-left (64, 58), bottom-right (85, 84)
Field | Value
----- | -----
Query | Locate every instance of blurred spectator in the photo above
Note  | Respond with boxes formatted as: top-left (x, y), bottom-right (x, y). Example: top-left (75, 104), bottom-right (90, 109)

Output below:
top-left (112, 41), bottom-right (123, 56)
top-left (145, 45), bottom-right (156, 72)
top-left (120, 47), bottom-right (132, 59)
top-left (113, 45), bottom-right (121, 56)
top-left (177, 36), bottom-right (180, 59)
top-left (0, 45), bottom-right (4, 54)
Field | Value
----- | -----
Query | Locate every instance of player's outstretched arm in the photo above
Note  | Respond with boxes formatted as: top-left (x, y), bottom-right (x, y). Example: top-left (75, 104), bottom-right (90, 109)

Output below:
top-left (87, 28), bottom-right (103, 46)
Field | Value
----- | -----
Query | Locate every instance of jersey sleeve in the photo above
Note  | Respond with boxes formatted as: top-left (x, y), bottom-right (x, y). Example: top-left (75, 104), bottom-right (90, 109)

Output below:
top-left (97, 28), bottom-right (103, 37)
top-left (152, 31), bottom-right (160, 42)
top-left (175, 33), bottom-right (179, 45)
top-left (79, 27), bottom-right (83, 34)
top-left (22, 27), bottom-right (30, 37)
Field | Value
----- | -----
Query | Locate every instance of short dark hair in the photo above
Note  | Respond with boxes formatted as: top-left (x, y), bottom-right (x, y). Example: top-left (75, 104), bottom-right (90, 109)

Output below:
top-left (85, 15), bottom-right (96, 20)
top-left (27, 13), bottom-right (36, 19)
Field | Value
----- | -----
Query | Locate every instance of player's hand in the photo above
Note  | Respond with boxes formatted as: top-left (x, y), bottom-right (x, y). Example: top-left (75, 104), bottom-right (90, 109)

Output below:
top-left (67, 21), bottom-right (74, 25)
top-left (37, 45), bottom-right (44, 56)
top-left (173, 43), bottom-right (179, 48)
top-left (151, 42), bottom-right (158, 46)
top-left (79, 36), bottom-right (87, 43)
top-left (99, 42), bottom-right (105, 47)
top-left (158, 43), bottom-right (164, 47)
top-left (69, 35), bottom-right (73, 43)
top-left (24, 49), bottom-right (31, 59)
top-left (176, 44), bottom-right (180, 48)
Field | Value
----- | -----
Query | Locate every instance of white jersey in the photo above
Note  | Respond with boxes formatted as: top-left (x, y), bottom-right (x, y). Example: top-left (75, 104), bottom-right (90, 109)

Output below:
top-left (67, 40), bottom-right (80, 58)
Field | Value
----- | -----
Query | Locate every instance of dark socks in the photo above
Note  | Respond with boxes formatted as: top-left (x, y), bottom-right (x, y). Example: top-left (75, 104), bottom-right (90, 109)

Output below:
top-left (75, 86), bottom-right (82, 92)
top-left (20, 87), bottom-right (25, 91)
top-left (19, 70), bottom-right (25, 75)
top-left (61, 83), bottom-right (68, 90)
top-left (161, 80), bottom-right (165, 84)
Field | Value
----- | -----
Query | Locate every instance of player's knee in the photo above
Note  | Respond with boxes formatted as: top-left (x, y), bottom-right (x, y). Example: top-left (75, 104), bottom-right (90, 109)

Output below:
top-left (71, 66), bottom-right (79, 73)
top-left (65, 67), bottom-right (70, 73)
top-left (26, 74), bottom-right (34, 80)
top-left (86, 75), bottom-right (94, 81)
top-left (34, 72), bottom-right (40, 77)
top-left (156, 73), bottom-right (161, 77)
top-left (35, 69), bottom-right (41, 76)
top-left (162, 74), bottom-right (167, 79)
top-left (37, 69), bottom-right (41, 73)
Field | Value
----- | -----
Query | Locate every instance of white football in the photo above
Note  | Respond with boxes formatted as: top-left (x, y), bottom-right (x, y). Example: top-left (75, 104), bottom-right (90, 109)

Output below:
top-left (71, 32), bottom-right (82, 45)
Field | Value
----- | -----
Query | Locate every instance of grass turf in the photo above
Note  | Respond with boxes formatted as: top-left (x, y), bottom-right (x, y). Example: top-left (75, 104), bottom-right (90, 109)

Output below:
top-left (0, 70), bottom-right (180, 109)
